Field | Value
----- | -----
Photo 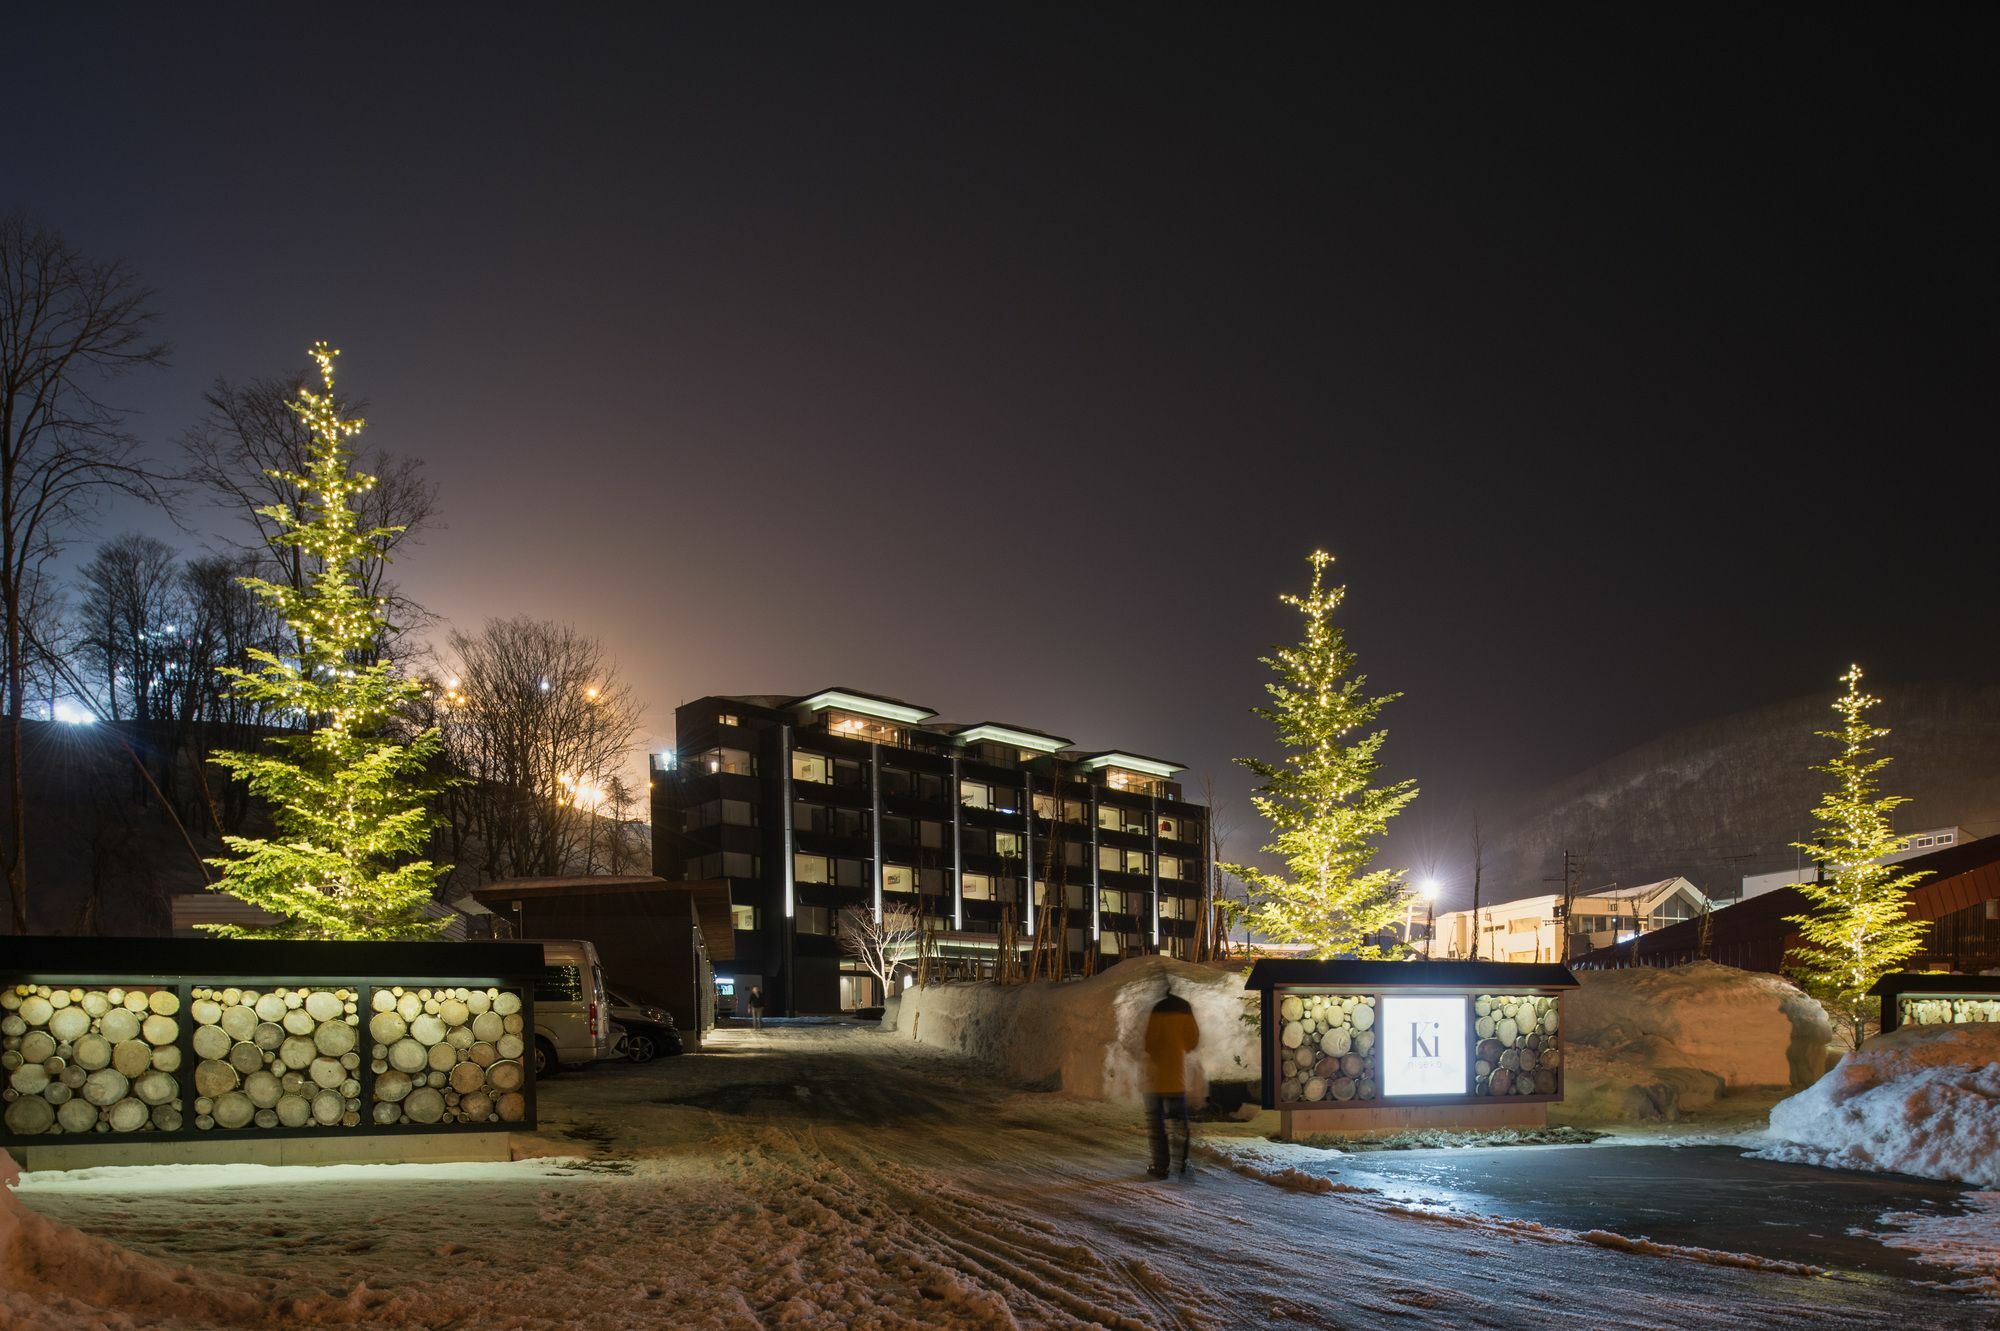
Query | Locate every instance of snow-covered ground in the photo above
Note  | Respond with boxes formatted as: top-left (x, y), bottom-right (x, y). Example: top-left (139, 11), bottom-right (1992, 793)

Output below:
top-left (1758, 1021), bottom-right (2000, 1187)
top-left (5, 1019), bottom-right (1994, 1329)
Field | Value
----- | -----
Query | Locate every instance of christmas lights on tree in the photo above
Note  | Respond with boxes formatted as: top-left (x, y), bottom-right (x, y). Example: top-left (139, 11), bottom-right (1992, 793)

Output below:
top-left (203, 343), bottom-right (448, 939)
top-left (1223, 550), bottom-right (1418, 959)
top-left (1785, 665), bottom-right (1929, 1046)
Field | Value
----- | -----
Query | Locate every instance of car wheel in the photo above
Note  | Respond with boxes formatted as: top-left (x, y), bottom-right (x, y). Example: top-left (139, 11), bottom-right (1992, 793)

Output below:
top-left (626, 1032), bottom-right (656, 1063)
top-left (534, 1037), bottom-right (560, 1079)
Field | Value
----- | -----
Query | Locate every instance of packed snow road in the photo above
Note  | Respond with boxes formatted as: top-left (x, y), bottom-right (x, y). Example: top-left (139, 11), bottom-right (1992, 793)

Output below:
top-left (7, 1020), bottom-right (1991, 1330)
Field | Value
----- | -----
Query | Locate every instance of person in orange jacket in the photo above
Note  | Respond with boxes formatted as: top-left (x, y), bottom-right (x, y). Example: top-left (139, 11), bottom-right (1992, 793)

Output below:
top-left (1142, 987), bottom-right (1200, 1177)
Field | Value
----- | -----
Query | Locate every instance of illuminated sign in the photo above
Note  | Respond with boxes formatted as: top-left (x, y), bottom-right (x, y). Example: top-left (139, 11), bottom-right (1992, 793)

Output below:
top-left (1379, 996), bottom-right (1468, 1097)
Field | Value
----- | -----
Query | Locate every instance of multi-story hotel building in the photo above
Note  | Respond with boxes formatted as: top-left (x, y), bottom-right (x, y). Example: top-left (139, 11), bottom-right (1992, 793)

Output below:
top-left (651, 688), bottom-right (1209, 1014)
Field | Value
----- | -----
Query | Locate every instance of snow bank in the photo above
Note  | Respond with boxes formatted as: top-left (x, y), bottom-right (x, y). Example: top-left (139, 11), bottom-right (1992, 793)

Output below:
top-left (1759, 1021), bottom-right (2000, 1186)
top-left (1, 1148), bottom-right (258, 1329)
top-left (1556, 963), bottom-right (1831, 1122)
top-left (889, 956), bottom-right (1258, 1103)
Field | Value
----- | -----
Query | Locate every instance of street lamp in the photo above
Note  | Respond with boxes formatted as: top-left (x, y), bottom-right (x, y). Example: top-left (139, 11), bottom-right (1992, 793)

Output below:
top-left (1419, 878), bottom-right (1440, 959)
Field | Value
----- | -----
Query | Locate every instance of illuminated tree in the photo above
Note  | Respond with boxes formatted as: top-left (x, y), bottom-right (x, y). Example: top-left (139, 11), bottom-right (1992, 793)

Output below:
top-left (203, 344), bottom-right (447, 939)
top-left (1223, 550), bottom-right (1418, 958)
top-left (1785, 665), bottom-right (1929, 1047)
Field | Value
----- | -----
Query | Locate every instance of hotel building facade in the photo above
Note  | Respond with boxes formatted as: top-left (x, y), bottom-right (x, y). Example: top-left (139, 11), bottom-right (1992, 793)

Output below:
top-left (650, 688), bottom-right (1209, 1014)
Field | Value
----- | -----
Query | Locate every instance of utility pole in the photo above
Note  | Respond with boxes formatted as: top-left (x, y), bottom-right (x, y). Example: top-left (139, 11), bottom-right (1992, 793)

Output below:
top-left (1544, 848), bottom-right (1574, 963)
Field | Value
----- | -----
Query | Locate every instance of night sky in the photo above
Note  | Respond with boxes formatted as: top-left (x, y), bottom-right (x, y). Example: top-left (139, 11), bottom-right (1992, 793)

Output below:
top-left (10, 9), bottom-right (1994, 897)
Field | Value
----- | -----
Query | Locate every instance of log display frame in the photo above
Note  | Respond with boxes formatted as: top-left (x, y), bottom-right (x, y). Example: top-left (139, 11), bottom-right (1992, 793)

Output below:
top-left (0, 937), bottom-right (542, 1151)
top-left (1872, 971), bottom-right (2000, 1035)
top-left (1244, 959), bottom-right (1580, 1133)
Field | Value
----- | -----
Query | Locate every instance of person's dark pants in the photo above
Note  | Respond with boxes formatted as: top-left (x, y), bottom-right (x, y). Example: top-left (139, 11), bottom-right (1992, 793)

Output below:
top-left (1147, 1093), bottom-right (1190, 1174)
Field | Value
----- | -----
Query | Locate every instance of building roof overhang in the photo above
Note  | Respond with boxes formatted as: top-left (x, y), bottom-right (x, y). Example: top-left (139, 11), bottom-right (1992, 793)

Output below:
top-left (951, 723), bottom-right (1073, 753)
top-left (1074, 751), bottom-right (1186, 778)
top-left (789, 688), bottom-right (937, 725)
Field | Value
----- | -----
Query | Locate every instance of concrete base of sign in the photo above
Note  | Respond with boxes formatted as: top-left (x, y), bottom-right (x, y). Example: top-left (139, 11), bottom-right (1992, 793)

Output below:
top-left (17, 1131), bottom-right (515, 1173)
top-left (1282, 1101), bottom-right (1548, 1140)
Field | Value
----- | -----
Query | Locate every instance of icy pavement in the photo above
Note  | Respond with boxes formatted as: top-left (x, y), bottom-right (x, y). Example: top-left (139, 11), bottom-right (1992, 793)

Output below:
top-left (7, 1020), bottom-right (1995, 1329)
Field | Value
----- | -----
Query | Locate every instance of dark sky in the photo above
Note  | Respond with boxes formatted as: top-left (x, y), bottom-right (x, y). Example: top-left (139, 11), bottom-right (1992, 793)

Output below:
top-left (10, 8), bottom-right (1995, 899)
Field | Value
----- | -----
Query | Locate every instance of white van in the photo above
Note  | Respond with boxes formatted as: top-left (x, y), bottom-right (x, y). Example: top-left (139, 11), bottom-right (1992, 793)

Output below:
top-left (531, 938), bottom-right (614, 1076)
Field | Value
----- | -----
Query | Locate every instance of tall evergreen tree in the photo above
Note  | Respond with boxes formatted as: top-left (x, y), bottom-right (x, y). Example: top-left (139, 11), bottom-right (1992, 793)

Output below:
top-left (203, 344), bottom-right (446, 939)
top-left (1786, 665), bottom-right (1929, 1046)
top-left (1223, 550), bottom-right (1418, 958)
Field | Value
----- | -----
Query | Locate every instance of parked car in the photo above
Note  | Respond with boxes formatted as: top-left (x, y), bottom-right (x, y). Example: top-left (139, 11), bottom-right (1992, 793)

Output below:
top-left (607, 990), bottom-right (683, 1062)
top-left (530, 938), bottom-right (615, 1076)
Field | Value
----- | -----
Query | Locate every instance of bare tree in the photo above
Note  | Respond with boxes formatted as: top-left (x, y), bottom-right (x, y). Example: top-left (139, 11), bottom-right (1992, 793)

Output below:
top-left (180, 373), bottom-right (439, 650)
top-left (841, 903), bottom-right (920, 1003)
top-left (432, 617), bottom-right (643, 880)
top-left (74, 533), bottom-right (181, 723)
top-left (1200, 774), bottom-right (1240, 961)
top-left (0, 216), bottom-right (170, 933)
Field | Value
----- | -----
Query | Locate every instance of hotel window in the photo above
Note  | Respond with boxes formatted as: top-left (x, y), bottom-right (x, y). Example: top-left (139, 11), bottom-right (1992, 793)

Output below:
top-left (833, 807), bottom-right (867, 838)
top-left (793, 801), bottom-right (826, 834)
top-left (917, 773), bottom-right (945, 801)
top-left (1159, 855), bottom-right (1183, 880)
top-left (731, 903), bottom-right (758, 930)
top-left (1065, 882), bottom-right (1088, 911)
top-left (797, 905), bottom-right (832, 936)
top-left (1064, 842), bottom-right (1086, 868)
top-left (881, 815), bottom-right (914, 846)
top-left (884, 864), bottom-right (916, 894)
top-left (716, 712), bottom-right (741, 727)
top-left (1157, 815), bottom-right (1183, 840)
top-left (961, 873), bottom-right (995, 901)
top-left (995, 831), bottom-right (1023, 860)
top-left (835, 858), bottom-right (865, 888)
top-left (1100, 932), bottom-right (1122, 954)
top-left (792, 751), bottom-right (831, 784)
top-left (1097, 803), bottom-right (1122, 831)
top-left (924, 915), bottom-right (952, 933)
top-left (918, 866), bottom-right (944, 894)
top-left (833, 758), bottom-right (866, 789)
top-left (880, 766), bottom-right (912, 797)
top-left (1099, 889), bottom-right (1135, 915)
top-left (1098, 846), bottom-right (1121, 872)
top-left (699, 747), bottom-right (754, 775)
top-left (795, 854), bottom-right (831, 884)
top-left (1033, 793), bottom-right (1059, 820)
top-left (991, 786), bottom-right (1018, 814)
top-left (963, 827), bottom-right (990, 856)
top-left (823, 710), bottom-right (904, 746)
top-left (1123, 849), bottom-right (1150, 875)
top-left (1159, 896), bottom-right (1184, 921)
top-left (960, 780), bottom-right (992, 810)
top-left (919, 820), bottom-right (944, 849)
top-left (722, 799), bottom-right (755, 826)
top-left (721, 852), bottom-right (757, 878)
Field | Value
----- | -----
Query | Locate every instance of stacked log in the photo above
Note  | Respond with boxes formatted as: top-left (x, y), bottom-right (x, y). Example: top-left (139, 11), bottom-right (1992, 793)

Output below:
top-left (2, 984), bottom-right (183, 1137)
top-left (189, 985), bottom-right (364, 1131)
top-left (1474, 993), bottom-right (1562, 1097)
top-left (1901, 996), bottom-right (2000, 1027)
top-left (1277, 992), bottom-right (1379, 1104)
top-left (370, 985), bottom-right (526, 1126)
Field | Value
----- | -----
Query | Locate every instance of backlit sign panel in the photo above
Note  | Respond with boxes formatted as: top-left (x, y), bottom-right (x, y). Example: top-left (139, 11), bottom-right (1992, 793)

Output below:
top-left (1379, 996), bottom-right (1468, 1097)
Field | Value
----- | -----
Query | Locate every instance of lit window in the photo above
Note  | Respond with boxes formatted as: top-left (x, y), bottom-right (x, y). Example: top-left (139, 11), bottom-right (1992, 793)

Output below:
top-left (1123, 849), bottom-right (1149, 874)
top-left (795, 854), bottom-right (831, 884)
top-left (962, 873), bottom-right (994, 901)
top-left (960, 780), bottom-right (992, 810)
top-left (995, 831), bottom-right (1023, 859)
top-left (731, 903), bottom-right (758, 930)
top-left (884, 864), bottom-right (915, 894)
top-left (792, 751), bottom-right (831, 784)
top-left (1160, 855), bottom-right (1183, 880)
top-left (1157, 815), bottom-right (1182, 839)
top-left (717, 713), bottom-right (741, 727)
top-left (797, 906), bottom-right (831, 936)
top-left (1098, 846), bottom-right (1121, 872)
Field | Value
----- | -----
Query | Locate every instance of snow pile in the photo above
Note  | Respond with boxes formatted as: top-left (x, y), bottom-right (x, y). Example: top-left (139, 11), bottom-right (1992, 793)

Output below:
top-left (1556, 962), bottom-right (1831, 1122)
top-left (1, 1148), bottom-right (256, 1330)
top-left (1759, 1021), bottom-right (2000, 1186)
top-left (888, 956), bottom-right (1258, 1103)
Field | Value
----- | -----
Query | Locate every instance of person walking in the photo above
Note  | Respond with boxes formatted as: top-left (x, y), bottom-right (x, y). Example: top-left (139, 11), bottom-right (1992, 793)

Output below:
top-left (747, 985), bottom-right (764, 1032)
top-left (1143, 986), bottom-right (1199, 1178)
